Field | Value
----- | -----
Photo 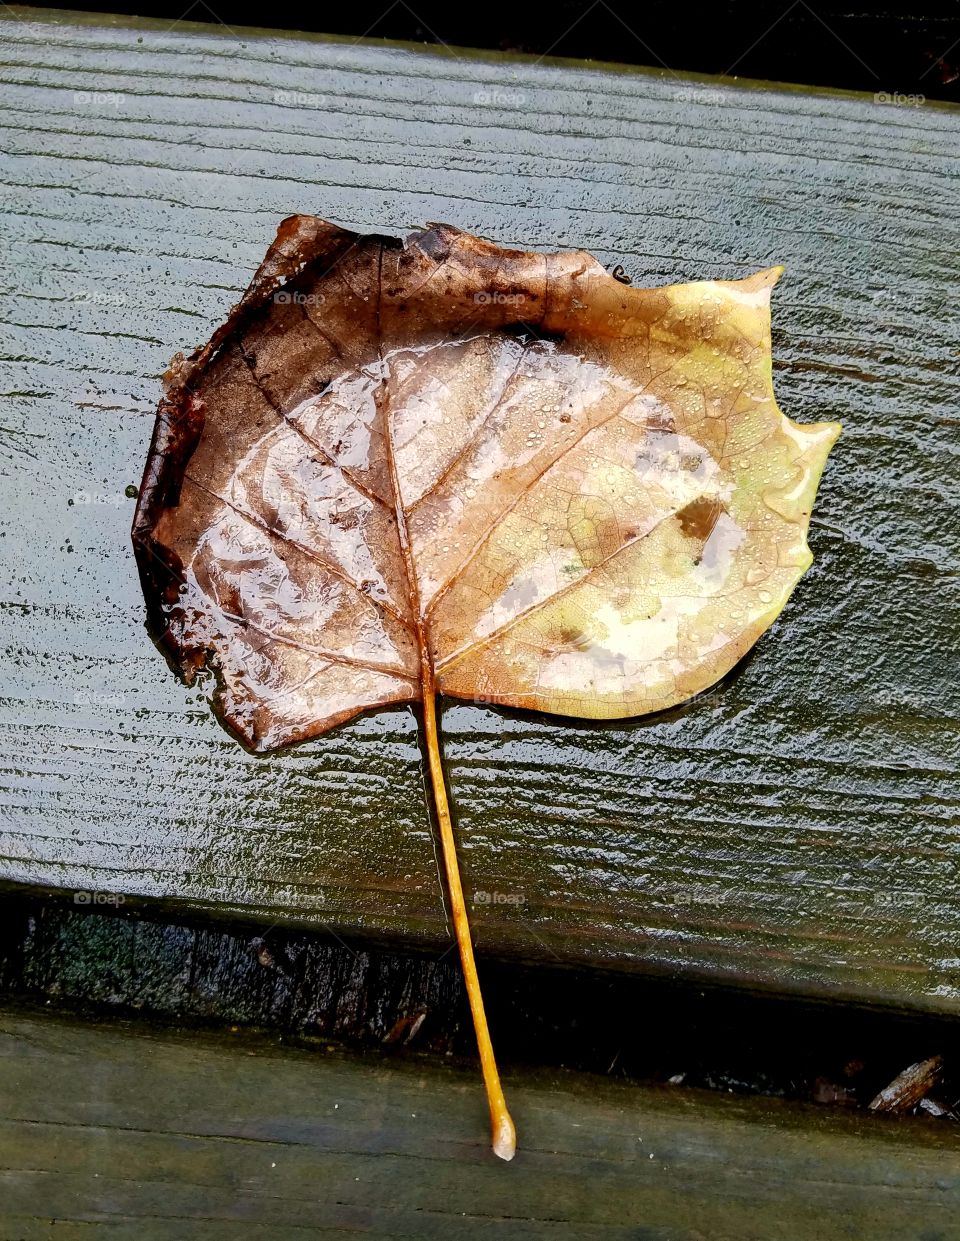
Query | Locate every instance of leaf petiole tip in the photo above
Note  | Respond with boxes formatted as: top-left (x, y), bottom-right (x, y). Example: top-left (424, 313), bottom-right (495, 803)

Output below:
top-left (492, 1110), bottom-right (517, 1162)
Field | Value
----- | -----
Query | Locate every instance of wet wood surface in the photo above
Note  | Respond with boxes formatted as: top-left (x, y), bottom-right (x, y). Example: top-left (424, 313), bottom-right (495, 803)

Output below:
top-left (0, 7), bottom-right (958, 1012)
top-left (0, 1004), bottom-right (958, 1239)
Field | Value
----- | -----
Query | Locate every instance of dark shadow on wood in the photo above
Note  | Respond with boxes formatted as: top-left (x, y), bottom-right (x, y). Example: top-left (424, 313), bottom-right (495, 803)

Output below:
top-left (2, 894), bottom-right (957, 1126)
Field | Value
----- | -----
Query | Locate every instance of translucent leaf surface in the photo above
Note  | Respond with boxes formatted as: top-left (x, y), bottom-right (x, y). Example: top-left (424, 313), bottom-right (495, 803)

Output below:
top-left (134, 216), bottom-right (839, 750)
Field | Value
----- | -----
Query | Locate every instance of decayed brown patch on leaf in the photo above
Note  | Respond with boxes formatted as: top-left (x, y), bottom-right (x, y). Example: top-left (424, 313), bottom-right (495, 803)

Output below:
top-left (676, 496), bottom-right (726, 543)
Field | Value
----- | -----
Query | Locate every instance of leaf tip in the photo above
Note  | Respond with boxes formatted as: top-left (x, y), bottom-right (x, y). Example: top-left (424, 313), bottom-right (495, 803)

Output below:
top-left (797, 418), bottom-right (843, 457)
top-left (741, 265), bottom-right (784, 298)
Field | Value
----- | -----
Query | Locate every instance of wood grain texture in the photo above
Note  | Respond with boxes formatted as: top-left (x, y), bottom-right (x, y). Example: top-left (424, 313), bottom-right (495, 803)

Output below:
top-left (1, 1005), bottom-right (959, 1239)
top-left (0, 8), bottom-right (958, 1011)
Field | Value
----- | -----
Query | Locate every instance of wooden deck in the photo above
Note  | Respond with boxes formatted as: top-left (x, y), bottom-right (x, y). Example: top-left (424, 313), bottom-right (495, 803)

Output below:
top-left (0, 8), bottom-right (958, 1016)
top-left (1, 1004), bottom-right (958, 1239)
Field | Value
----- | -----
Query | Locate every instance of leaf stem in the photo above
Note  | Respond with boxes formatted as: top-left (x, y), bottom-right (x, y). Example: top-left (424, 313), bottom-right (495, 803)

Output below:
top-left (421, 679), bottom-right (516, 1162)
top-left (377, 353), bottom-right (514, 1161)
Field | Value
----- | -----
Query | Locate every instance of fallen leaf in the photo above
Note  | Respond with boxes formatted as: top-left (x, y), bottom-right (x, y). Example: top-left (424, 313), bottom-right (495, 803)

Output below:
top-left (133, 216), bottom-right (840, 1159)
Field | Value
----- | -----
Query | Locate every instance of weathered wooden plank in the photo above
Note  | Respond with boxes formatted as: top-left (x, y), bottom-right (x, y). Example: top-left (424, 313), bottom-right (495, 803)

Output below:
top-left (5, 896), bottom-right (960, 1118)
top-left (0, 8), bottom-right (958, 1011)
top-left (0, 1005), bottom-right (958, 1239)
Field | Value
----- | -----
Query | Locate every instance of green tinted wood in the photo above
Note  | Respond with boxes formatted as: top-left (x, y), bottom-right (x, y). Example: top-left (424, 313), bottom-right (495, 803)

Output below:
top-left (1, 1006), bottom-right (959, 1239)
top-left (0, 8), bottom-right (957, 1010)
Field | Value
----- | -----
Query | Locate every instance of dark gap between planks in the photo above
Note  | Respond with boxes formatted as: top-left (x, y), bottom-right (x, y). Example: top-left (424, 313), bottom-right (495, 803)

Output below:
top-left (18, 0), bottom-right (960, 102)
top-left (1, 891), bottom-right (957, 1124)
